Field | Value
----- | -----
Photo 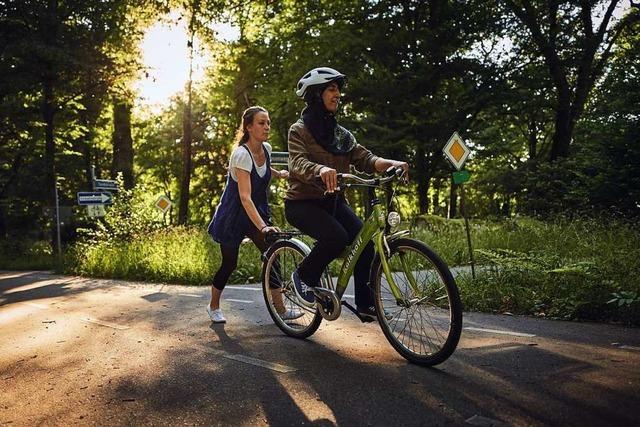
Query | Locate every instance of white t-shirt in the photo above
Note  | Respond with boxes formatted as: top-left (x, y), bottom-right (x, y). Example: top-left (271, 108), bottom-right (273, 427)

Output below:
top-left (228, 142), bottom-right (272, 181)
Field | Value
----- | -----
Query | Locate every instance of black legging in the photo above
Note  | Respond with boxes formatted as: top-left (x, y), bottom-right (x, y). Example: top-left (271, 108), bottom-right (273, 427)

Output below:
top-left (212, 228), bottom-right (270, 291)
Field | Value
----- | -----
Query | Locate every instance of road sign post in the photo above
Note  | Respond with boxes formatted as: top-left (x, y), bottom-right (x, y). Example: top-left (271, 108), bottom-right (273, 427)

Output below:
top-left (443, 131), bottom-right (475, 278)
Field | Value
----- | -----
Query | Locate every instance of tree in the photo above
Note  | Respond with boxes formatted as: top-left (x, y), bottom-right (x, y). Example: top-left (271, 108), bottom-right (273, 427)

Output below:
top-left (503, 0), bottom-right (640, 161)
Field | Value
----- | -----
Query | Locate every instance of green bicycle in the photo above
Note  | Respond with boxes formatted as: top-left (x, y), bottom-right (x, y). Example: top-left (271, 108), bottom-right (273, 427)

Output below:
top-left (261, 168), bottom-right (462, 366)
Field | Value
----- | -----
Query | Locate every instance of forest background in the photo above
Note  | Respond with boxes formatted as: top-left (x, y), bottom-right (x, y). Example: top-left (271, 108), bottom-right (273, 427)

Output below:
top-left (1, 0), bottom-right (639, 323)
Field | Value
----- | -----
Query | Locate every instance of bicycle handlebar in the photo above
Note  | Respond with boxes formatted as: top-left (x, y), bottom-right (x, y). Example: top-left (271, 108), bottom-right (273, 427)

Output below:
top-left (316, 166), bottom-right (406, 189)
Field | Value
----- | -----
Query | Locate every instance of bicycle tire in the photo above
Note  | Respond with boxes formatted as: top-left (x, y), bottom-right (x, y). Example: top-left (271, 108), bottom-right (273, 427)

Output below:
top-left (371, 237), bottom-right (462, 366)
top-left (262, 239), bottom-right (322, 339)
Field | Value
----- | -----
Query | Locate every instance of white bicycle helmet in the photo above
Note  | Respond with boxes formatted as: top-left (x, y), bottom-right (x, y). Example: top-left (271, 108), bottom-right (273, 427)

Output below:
top-left (295, 67), bottom-right (346, 98)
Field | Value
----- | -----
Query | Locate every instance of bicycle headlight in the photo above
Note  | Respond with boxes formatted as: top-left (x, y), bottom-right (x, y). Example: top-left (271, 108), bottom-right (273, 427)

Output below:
top-left (387, 211), bottom-right (401, 227)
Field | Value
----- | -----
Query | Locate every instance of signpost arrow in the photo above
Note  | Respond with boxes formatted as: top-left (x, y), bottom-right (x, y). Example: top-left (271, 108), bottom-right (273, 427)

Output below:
top-left (77, 192), bottom-right (112, 205)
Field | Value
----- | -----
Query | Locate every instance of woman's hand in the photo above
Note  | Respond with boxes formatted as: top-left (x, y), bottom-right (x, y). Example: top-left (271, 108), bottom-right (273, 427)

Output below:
top-left (277, 169), bottom-right (289, 179)
top-left (261, 225), bottom-right (280, 235)
top-left (319, 166), bottom-right (338, 193)
top-left (391, 160), bottom-right (409, 180)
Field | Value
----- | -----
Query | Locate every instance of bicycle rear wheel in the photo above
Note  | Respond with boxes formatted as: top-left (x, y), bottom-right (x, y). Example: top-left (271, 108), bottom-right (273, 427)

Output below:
top-left (262, 240), bottom-right (322, 338)
top-left (371, 237), bottom-right (462, 366)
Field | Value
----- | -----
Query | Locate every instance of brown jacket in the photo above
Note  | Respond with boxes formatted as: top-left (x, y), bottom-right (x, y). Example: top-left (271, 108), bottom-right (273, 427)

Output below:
top-left (286, 119), bottom-right (379, 200)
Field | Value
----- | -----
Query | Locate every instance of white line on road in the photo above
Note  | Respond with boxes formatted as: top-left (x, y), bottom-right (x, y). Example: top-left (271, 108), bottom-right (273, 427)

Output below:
top-left (226, 299), bottom-right (254, 304)
top-left (22, 302), bottom-right (48, 310)
top-left (178, 293), bottom-right (202, 298)
top-left (619, 345), bottom-right (640, 351)
top-left (466, 414), bottom-right (507, 426)
top-left (464, 327), bottom-right (536, 338)
top-left (223, 354), bottom-right (297, 373)
top-left (80, 316), bottom-right (129, 330)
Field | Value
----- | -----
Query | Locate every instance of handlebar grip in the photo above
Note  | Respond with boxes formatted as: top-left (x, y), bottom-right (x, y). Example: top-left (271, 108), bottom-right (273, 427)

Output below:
top-left (385, 166), bottom-right (404, 177)
top-left (314, 173), bottom-right (343, 187)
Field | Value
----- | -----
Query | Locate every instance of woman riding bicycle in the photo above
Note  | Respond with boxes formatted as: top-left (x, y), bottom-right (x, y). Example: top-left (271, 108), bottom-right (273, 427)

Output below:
top-left (286, 67), bottom-right (409, 320)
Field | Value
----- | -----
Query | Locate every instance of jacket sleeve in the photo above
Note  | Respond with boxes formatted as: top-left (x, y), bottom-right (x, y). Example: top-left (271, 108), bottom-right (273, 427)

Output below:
top-left (288, 125), bottom-right (325, 184)
top-left (350, 144), bottom-right (380, 174)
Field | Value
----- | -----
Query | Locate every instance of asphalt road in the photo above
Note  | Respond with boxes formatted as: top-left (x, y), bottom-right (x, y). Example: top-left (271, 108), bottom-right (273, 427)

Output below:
top-left (1, 271), bottom-right (638, 426)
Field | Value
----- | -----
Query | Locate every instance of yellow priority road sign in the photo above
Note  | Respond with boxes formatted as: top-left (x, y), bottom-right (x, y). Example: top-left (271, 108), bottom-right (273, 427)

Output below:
top-left (443, 131), bottom-right (470, 171)
top-left (155, 195), bottom-right (172, 213)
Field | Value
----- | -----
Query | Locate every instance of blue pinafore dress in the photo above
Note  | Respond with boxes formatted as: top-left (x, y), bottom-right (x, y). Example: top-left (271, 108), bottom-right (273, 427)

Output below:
top-left (207, 144), bottom-right (271, 246)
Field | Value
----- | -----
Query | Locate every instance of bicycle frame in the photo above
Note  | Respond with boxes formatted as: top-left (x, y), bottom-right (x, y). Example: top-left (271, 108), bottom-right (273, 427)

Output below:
top-left (333, 186), bottom-right (409, 305)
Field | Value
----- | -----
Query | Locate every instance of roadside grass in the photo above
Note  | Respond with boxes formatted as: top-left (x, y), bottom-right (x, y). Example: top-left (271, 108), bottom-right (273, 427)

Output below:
top-left (413, 216), bottom-right (640, 324)
top-left (64, 227), bottom-right (263, 286)
top-left (2, 216), bottom-right (638, 324)
top-left (0, 240), bottom-right (55, 270)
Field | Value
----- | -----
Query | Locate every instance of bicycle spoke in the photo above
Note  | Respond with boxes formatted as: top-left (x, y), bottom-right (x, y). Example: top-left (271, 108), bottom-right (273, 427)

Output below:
top-left (263, 242), bottom-right (322, 337)
top-left (375, 240), bottom-right (461, 365)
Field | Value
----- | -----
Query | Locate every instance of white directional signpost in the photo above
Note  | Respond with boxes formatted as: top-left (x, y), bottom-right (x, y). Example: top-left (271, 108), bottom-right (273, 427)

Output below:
top-left (77, 192), bottom-right (112, 205)
top-left (94, 179), bottom-right (119, 192)
top-left (270, 151), bottom-right (289, 166)
top-left (78, 166), bottom-right (120, 219)
top-left (443, 131), bottom-right (475, 278)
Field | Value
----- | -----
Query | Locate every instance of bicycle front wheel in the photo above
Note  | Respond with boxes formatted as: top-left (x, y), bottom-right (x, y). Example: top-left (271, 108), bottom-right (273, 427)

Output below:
top-left (371, 237), bottom-right (462, 366)
top-left (262, 240), bottom-right (322, 339)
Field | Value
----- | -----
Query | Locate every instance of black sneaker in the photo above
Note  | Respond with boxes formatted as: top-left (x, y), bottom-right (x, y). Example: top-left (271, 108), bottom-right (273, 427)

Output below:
top-left (291, 269), bottom-right (316, 305)
top-left (357, 306), bottom-right (392, 322)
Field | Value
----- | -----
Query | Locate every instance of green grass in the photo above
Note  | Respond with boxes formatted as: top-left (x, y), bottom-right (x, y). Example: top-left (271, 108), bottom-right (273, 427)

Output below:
top-left (0, 240), bottom-right (56, 270)
top-left (412, 216), bottom-right (640, 324)
top-left (64, 227), bottom-right (263, 286)
top-left (3, 216), bottom-right (639, 324)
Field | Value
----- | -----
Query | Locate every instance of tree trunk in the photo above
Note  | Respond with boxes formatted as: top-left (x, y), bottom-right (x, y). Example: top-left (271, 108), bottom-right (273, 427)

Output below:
top-left (415, 145), bottom-right (430, 214)
top-left (41, 0), bottom-right (58, 251)
top-left (528, 117), bottom-right (537, 159)
top-left (549, 101), bottom-right (572, 161)
top-left (178, 9), bottom-right (195, 225)
top-left (112, 100), bottom-right (134, 189)
top-left (432, 178), bottom-right (441, 215)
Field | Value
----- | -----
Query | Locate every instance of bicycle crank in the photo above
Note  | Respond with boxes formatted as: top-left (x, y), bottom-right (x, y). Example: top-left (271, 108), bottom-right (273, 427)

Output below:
top-left (313, 287), bottom-right (341, 321)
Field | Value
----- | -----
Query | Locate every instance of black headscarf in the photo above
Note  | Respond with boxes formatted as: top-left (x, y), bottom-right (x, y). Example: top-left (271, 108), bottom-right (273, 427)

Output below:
top-left (301, 93), bottom-right (357, 155)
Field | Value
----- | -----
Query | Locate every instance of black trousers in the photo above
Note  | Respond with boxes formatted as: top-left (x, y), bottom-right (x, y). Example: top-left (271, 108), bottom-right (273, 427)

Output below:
top-left (213, 227), bottom-right (280, 290)
top-left (285, 196), bottom-right (375, 309)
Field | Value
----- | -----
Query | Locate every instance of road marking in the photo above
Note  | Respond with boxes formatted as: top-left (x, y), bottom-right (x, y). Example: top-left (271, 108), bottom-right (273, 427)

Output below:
top-left (619, 345), bottom-right (640, 351)
top-left (465, 414), bottom-right (506, 426)
top-left (22, 302), bottom-right (48, 310)
top-left (225, 286), bottom-right (261, 291)
top-left (226, 299), bottom-right (254, 304)
top-left (80, 316), bottom-right (129, 330)
top-left (223, 354), bottom-right (297, 373)
top-left (178, 293), bottom-right (202, 298)
top-left (464, 327), bottom-right (536, 338)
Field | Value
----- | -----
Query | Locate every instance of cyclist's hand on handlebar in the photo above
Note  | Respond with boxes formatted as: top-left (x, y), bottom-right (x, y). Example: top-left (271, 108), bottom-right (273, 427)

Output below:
top-left (319, 166), bottom-right (339, 193)
top-left (391, 161), bottom-right (409, 181)
top-left (261, 225), bottom-right (280, 235)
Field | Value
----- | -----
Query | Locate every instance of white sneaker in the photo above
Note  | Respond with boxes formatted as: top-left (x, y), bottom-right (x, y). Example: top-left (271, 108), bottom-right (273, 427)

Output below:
top-left (280, 308), bottom-right (304, 321)
top-left (207, 306), bottom-right (226, 323)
